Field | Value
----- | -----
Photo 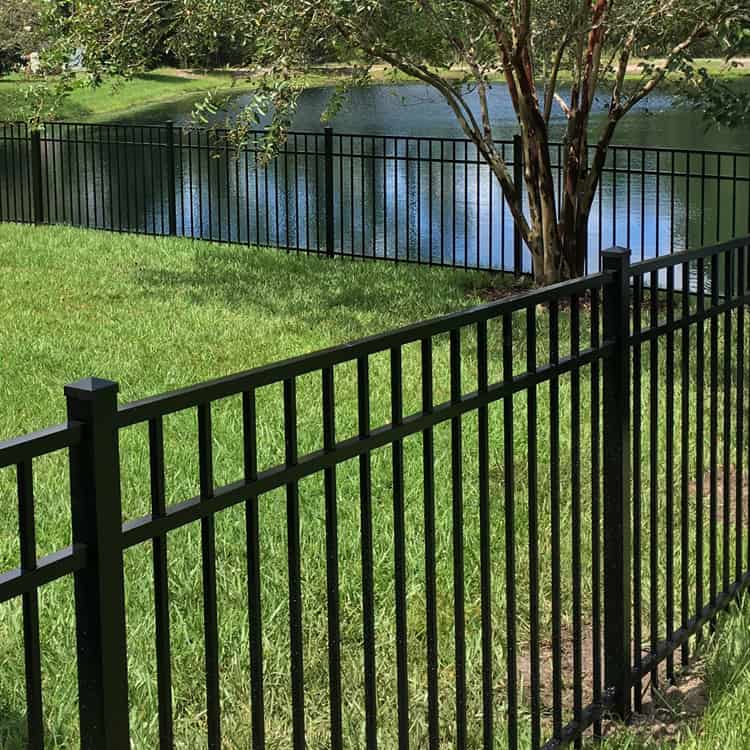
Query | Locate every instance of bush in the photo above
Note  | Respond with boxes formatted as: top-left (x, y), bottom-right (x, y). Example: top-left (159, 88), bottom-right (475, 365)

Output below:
top-left (0, 0), bottom-right (45, 75)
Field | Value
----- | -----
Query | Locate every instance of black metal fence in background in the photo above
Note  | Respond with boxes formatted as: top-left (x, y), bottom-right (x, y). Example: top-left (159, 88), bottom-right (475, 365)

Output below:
top-left (1, 120), bottom-right (749, 274)
top-left (2, 236), bottom-right (750, 749)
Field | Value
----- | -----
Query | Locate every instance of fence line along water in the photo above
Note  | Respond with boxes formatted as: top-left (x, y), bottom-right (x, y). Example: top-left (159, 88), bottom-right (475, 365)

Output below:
top-left (1, 120), bottom-right (749, 274)
top-left (2, 236), bottom-right (750, 748)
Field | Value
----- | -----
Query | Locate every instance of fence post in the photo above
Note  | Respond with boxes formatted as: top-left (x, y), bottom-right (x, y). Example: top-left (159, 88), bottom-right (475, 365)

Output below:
top-left (512, 134), bottom-right (523, 277)
top-left (30, 128), bottom-right (44, 225)
top-left (165, 121), bottom-right (177, 236)
top-left (601, 247), bottom-right (632, 721)
top-left (65, 377), bottom-right (130, 749)
top-left (324, 125), bottom-right (335, 258)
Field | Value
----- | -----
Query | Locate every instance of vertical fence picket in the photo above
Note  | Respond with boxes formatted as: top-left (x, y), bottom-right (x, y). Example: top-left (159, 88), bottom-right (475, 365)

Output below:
top-left (513, 134), bottom-right (523, 276)
top-left (30, 129), bottom-right (44, 225)
top-left (322, 366), bottom-right (343, 750)
top-left (421, 337), bottom-right (440, 750)
top-left (325, 126), bottom-right (335, 258)
top-left (165, 121), bottom-right (177, 236)
top-left (449, 329), bottom-right (467, 745)
top-left (242, 388), bottom-right (266, 750)
top-left (477, 320), bottom-right (493, 749)
top-left (149, 417), bottom-right (174, 749)
top-left (391, 345), bottom-right (410, 750)
top-left (357, 355), bottom-right (378, 750)
top-left (18, 459), bottom-right (44, 750)
top-left (502, 313), bottom-right (518, 750)
top-left (283, 378), bottom-right (306, 750)
top-left (526, 305), bottom-right (541, 747)
top-left (198, 402), bottom-right (221, 750)
top-left (549, 299), bottom-right (563, 738)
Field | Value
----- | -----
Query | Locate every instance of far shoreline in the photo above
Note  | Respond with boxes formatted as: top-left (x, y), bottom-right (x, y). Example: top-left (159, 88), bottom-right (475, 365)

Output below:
top-left (0, 58), bottom-right (748, 124)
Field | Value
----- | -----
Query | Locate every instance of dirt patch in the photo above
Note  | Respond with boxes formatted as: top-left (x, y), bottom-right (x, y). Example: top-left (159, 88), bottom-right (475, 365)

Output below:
top-left (688, 465), bottom-right (749, 527)
top-left (516, 625), bottom-right (704, 745)
top-left (473, 283), bottom-right (670, 314)
top-left (517, 627), bottom-right (672, 713)
top-left (629, 664), bottom-right (708, 744)
top-left (475, 281), bottom-right (534, 303)
top-left (474, 284), bottom-right (600, 312)
top-left (517, 626), bottom-right (600, 712)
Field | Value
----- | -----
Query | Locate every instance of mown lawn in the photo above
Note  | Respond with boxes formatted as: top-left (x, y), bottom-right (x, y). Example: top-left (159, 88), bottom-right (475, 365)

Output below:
top-left (0, 68), bottom-right (259, 123)
top-left (0, 224), bottom-right (748, 748)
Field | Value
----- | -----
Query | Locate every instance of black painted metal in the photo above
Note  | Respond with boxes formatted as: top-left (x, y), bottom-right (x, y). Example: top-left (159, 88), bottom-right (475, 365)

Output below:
top-left (165, 121), bottom-right (177, 236)
top-left (324, 125), bottom-right (335, 258)
top-left (513, 133), bottom-right (524, 276)
top-left (1, 121), bottom-right (749, 276)
top-left (65, 378), bottom-right (130, 750)
top-left (1, 239), bottom-right (750, 748)
top-left (30, 129), bottom-right (44, 225)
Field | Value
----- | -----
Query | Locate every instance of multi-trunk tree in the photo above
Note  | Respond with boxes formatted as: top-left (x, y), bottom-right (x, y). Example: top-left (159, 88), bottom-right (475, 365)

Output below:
top-left (43, 0), bottom-right (750, 282)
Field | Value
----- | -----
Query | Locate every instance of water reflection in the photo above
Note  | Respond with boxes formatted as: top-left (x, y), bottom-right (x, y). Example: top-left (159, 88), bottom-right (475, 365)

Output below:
top-left (1, 123), bottom-right (748, 277)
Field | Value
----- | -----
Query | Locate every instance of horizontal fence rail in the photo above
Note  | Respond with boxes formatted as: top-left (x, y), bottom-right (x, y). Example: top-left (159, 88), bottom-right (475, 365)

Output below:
top-left (0, 121), bottom-right (748, 274)
top-left (1, 237), bottom-right (750, 748)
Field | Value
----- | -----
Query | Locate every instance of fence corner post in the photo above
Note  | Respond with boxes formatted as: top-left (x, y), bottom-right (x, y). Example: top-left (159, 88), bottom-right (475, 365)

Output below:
top-left (601, 246), bottom-right (632, 721)
top-left (324, 125), bottom-right (335, 258)
top-left (65, 377), bottom-right (130, 750)
top-left (512, 134), bottom-right (523, 277)
top-left (30, 128), bottom-right (44, 225)
top-left (165, 120), bottom-right (178, 236)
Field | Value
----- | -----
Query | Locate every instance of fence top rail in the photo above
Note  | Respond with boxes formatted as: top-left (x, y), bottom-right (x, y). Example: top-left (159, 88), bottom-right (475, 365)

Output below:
top-left (630, 235), bottom-right (750, 276)
top-left (2, 119), bottom-right (749, 158)
top-left (0, 422), bottom-right (83, 469)
top-left (117, 270), bottom-right (609, 428)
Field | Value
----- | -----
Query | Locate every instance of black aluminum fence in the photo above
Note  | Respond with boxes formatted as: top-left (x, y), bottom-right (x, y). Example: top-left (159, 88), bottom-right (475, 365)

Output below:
top-left (2, 236), bottom-right (750, 748)
top-left (1, 120), bottom-right (749, 274)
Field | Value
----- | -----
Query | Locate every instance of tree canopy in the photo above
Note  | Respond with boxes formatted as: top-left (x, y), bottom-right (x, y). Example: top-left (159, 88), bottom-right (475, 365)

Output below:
top-left (0, 0), bottom-right (46, 74)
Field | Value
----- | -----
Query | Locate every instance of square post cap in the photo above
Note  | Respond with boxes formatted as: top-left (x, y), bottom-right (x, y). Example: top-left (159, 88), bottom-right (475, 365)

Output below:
top-left (64, 377), bottom-right (119, 400)
top-left (600, 246), bottom-right (631, 260)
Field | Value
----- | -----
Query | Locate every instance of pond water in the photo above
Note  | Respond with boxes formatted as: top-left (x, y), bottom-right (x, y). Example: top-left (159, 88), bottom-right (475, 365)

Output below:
top-left (1, 82), bottom-right (748, 274)
top-left (158, 81), bottom-right (750, 151)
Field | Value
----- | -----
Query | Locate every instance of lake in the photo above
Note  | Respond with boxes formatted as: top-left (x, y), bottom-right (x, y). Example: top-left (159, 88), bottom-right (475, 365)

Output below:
top-left (1, 82), bottom-right (748, 274)
top-left (158, 81), bottom-right (750, 151)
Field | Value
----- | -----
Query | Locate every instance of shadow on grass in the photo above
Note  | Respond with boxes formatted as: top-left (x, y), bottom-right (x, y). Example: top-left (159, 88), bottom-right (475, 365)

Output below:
top-left (133, 72), bottom-right (200, 87)
top-left (0, 703), bottom-right (30, 750)
top-left (133, 243), bottom-right (479, 336)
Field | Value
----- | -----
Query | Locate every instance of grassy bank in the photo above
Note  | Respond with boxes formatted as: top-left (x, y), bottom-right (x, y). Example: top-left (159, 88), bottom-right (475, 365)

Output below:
top-left (0, 224), bottom-right (748, 747)
top-left (0, 69), bottom-right (260, 123)
top-left (0, 57), bottom-right (747, 123)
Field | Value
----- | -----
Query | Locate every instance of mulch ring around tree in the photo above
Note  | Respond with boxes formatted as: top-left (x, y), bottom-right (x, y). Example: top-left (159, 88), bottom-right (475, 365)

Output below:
top-left (475, 283), bottom-right (676, 315)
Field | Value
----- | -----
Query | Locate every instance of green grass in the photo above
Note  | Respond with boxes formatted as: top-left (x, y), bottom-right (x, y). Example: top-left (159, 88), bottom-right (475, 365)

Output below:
top-left (0, 224), bottom-right (749, 748)
top-left (0, 68), bottom-right (260, 123)
top-left (598, 597), bottom-right (750, 749)
top-left (369, 56), bottom-right (750, 86)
